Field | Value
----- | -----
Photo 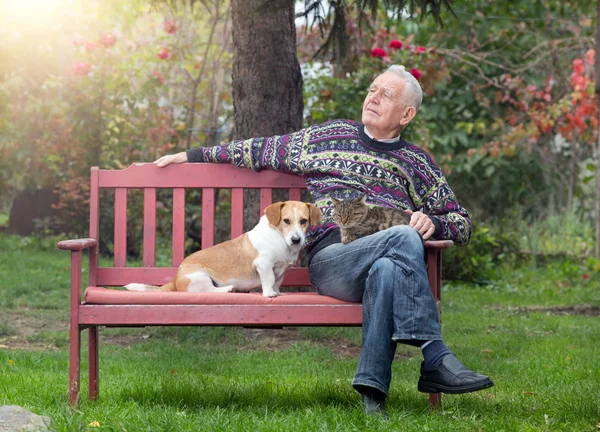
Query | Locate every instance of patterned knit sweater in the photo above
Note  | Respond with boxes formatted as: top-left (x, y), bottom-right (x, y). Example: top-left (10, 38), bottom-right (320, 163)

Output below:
top-left (186, 119), bottom-right (472, 254)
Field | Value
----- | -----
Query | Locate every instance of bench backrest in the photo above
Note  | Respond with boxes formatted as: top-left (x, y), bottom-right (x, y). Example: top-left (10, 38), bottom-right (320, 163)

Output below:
top-left (88, 163), bottom-right (310, 288)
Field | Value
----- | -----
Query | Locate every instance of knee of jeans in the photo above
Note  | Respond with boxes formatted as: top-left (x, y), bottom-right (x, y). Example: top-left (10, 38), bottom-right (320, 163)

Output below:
top-left (385, 225), bottom-right (424, 256)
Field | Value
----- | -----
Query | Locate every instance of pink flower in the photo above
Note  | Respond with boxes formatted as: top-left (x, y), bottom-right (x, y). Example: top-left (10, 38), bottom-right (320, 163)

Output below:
top-left (75, 62), bottom-right (91, 76)
top-left (389, 40), bottom-right (403, 49)
top-left (164, 19), bottom-right (177, 34)
top-left (157, 47), bottom-right (170, 60)
top-left (73, 39), bottom-right (85, 47)
top-left (415, 46), bottom-right (427, 54)
top-left (85, 42), bottom-right (99, 52)
top-left (370, 48), bottom-right (388, 58)
top-left (151, 71), bottom-right (165, 84)
top-left (585, 49), bottom-right (595, 66)
top-left (410, 68), bottom-right (422, 80)
top-left (100, 33), bottom-right (116, 48)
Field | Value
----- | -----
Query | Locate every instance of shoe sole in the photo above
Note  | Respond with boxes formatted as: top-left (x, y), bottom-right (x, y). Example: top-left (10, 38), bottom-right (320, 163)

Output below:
top-left (418, 379), bottom-right (494, 394)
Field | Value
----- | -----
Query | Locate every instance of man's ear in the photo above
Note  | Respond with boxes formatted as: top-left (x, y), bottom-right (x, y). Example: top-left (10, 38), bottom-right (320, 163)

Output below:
top-left (306, 203), bottom-right (323, 226)
top-left (264, 202), bottom-right (285, 227)
top-left (399, 106), bottom-right (417, 128)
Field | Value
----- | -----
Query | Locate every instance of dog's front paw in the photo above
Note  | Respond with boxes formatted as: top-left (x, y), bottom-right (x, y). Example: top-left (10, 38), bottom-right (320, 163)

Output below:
top-left (262, 290), bottom-right (279, 298)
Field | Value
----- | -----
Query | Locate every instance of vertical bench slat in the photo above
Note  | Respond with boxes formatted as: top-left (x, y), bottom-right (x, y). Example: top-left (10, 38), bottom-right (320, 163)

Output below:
top-left (114, 188), bottom-right (128, 267)
top-left (172, 188), bottom-right (186, 266)
top-left (202, 188), bottom-right (215, 249)
top-left (231, 188), bottom-right (244, 239)
top-left (289, 188), bottom-right (301, 201)
top-left (89, 167), bottom-right (100, 287)
top-left (259, 188), bottom-right (273, 216)
top-left (143, 188), bottom-right (156, 267)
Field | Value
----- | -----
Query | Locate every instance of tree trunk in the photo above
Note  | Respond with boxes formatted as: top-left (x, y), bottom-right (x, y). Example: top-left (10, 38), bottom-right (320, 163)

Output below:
top-left (231, 0), bottom-right (303, 230)
top-left (596, 0), bottom-right (600, 257)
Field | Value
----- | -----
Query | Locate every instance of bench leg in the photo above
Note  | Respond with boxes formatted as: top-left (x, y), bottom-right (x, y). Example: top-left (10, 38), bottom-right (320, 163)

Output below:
top-left (69, 324), bottom-right (81, 406)
top-left (88, 326), bottom-right (99, 401)
top-left (426, 248), bottom-right (443, 410)
top-left (429, 392), bottom-right (441, 410)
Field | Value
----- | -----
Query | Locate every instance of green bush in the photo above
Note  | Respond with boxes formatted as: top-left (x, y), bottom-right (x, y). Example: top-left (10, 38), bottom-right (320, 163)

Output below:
top-left (442, 221), bottom-right (521, 283)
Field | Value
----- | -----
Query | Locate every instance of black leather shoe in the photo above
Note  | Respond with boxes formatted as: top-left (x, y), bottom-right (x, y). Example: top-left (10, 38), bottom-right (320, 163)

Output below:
top-left (361, 393), bottom-right (388, 418)
top-left (418, 354), bottom-right (494, 394)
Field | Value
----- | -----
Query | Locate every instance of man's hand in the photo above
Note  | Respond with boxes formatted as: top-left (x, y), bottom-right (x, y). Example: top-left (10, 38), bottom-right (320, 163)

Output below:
top-left (405, 210), bottom-right (435, 240)
top-left (154, 151), bottom-right (188, 167)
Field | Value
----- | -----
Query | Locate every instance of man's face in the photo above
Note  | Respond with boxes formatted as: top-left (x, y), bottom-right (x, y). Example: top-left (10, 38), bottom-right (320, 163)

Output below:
top-left (361, 72), bottom-right (410, 139)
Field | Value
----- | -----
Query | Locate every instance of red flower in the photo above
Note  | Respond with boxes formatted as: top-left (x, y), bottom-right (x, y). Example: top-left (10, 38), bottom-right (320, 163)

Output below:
top-left (151, 71), bottom-right (165, 84)
top-left (85, 42), bottom-right (99, 52)
top-left (410, 68), bottom-right (422, 80)
top-left (370, 48), bottom-right (388, 58)
top-left (389, 40), bottom-right (403, 49)
top-left (164, 19), bottom-right (177, 34)
top-left (581, 273), bottom-right (590, 280)
top-left (157, 47), bottom-right (170, 60)
top-left (73, 39), bottom-right (85, 47)
top-left (100, 33), bottom-right (116, 48)
top-left (415, 46), bottom-right (427, 54)
top-left (573, 58), bottom-right (585, 75)
top-left (75, 62), bottom-right (91, 76)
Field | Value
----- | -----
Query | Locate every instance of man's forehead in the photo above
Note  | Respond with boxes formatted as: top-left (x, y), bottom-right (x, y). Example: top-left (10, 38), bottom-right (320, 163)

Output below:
top-left (371, 72), bottom-right (405, 91)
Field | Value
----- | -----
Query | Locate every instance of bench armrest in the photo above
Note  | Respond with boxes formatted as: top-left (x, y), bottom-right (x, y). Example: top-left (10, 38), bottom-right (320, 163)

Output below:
top-left (424, 240), bottom-right (454, 250)
top-left (57, 238), bottom-right (97, 251)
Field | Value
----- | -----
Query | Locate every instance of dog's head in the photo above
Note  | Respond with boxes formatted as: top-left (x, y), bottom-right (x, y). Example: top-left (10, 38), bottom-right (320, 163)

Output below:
top-left (264, 201), bottom-right (322, 248)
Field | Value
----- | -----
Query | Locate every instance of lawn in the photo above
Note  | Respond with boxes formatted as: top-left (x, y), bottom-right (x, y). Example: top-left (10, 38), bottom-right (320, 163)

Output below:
top-left (0, 233), bottom-right (599, 431)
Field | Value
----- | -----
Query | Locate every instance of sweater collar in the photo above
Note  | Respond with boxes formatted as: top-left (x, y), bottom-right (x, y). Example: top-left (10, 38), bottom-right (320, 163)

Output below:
top-left (358, 124), bottom-right (409, 151)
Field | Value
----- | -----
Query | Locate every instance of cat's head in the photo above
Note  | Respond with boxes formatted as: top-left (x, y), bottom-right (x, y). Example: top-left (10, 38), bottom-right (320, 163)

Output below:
top-left (331, 194), bottom-right (369, 228)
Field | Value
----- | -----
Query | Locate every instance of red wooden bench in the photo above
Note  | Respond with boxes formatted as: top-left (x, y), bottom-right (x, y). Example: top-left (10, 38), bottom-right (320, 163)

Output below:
top-left (57, 163), bottom-right (453, 409)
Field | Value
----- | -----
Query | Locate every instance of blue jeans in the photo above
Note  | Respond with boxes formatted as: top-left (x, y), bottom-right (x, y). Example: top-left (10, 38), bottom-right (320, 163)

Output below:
top-left (308, 225), bottom-right (442, 396)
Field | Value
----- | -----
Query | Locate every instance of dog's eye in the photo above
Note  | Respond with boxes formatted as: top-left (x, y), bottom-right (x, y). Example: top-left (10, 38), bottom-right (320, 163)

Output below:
top-left (283, 218), bottom-right (291, 225)
top-left (300, 219), bottom-right (308, 225)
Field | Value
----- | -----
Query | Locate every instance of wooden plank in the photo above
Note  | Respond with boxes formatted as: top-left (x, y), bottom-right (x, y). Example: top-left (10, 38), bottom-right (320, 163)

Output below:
top-left (231, 188), bottom-right (244, 239)
top-left (95, 267), bottom-right (311, 287)
top-left (172, 188), bottom-right (185, 266)
top-left (259, 188), bottom-right (272, 216)
top-left (98, 163), bottom-right (306, 189)
top-left (89, 167), bottom-right (100, 287)
top-left (143, 188), bottom-right (156, 266)
top-left (114, 188), bottom-right (127, 267)
top-left (289, 188), bottom-right (302, 201)
top-left (79, 304), bottom-right (363, 326)
top-left (201, 188), bottom-right (215, 249)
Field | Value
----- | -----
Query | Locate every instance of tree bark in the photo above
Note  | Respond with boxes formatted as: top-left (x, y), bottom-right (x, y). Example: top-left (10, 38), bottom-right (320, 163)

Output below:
top-left (231, 0), bottom-right (303, 230)
top-left (596, 0), bottom-right (600, 257)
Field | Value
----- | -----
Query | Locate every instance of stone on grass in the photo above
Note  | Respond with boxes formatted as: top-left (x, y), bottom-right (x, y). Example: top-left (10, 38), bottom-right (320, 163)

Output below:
top-left (0, 406), bottom-right (50, 431)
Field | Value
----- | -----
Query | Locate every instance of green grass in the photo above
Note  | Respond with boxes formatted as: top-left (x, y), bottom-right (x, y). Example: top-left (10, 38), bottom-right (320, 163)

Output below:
top-left (1, 233), bottom-right (599, 431)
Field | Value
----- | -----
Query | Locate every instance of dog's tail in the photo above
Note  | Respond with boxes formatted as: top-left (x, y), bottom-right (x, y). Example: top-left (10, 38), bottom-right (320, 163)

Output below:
top-left (124, 280), bottom-right (175, 292)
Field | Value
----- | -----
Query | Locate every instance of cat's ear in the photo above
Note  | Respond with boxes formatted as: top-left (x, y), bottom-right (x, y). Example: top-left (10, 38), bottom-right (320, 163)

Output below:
top-left (306, 203), bottom-right (323, 226)
top-left (359, 194), bottom-right (367, 204)
top-left (330, 197), bottom-right (341, 205)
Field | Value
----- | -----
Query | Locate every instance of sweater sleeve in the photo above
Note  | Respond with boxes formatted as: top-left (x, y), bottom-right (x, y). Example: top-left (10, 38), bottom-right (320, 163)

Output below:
top-left (186, 127), bottom-right (310, 175)
top-left (422, 178), bottom-right (472, 246)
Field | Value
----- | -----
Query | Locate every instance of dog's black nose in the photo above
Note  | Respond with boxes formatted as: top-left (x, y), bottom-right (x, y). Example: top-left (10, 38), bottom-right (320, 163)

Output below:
top-left (291, 237), bottom-right (301, 245)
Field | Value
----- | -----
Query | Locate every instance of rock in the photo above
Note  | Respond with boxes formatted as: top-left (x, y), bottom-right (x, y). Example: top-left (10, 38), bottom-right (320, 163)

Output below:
top-left (0, 406), bottom-right (50, 431)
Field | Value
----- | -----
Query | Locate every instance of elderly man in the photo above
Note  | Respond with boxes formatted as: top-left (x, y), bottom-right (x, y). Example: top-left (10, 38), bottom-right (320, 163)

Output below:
top-left (155, 65), bottom-right (494, 415)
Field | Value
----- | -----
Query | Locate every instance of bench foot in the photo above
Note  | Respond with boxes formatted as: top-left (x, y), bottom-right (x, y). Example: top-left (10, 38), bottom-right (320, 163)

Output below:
top-left (69, 326), bottom-right (80, 407)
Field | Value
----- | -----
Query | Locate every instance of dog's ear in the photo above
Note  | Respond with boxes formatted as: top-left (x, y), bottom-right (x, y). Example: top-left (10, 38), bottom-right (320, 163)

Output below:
top-left (264, 202), bottom-right (285, 227)
top-left (306, 203), bottom-right (323, 226)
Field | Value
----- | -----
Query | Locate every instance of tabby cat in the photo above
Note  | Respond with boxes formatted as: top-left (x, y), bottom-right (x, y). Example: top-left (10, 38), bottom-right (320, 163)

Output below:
top-left (331, 194), bottom-right (411, 244)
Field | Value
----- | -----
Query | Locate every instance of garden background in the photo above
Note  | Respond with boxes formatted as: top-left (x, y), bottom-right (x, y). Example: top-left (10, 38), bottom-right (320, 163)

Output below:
top-left (0, 0), bottom-right (599, 430)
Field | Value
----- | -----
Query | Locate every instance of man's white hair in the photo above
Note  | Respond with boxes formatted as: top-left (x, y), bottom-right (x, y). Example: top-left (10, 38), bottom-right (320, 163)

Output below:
top-left (385, 65), bottom-right (423, 111)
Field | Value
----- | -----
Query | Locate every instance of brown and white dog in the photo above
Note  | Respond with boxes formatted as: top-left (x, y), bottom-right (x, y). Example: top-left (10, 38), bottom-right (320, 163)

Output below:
top-left (125, 201), bottom-right (322, 297)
